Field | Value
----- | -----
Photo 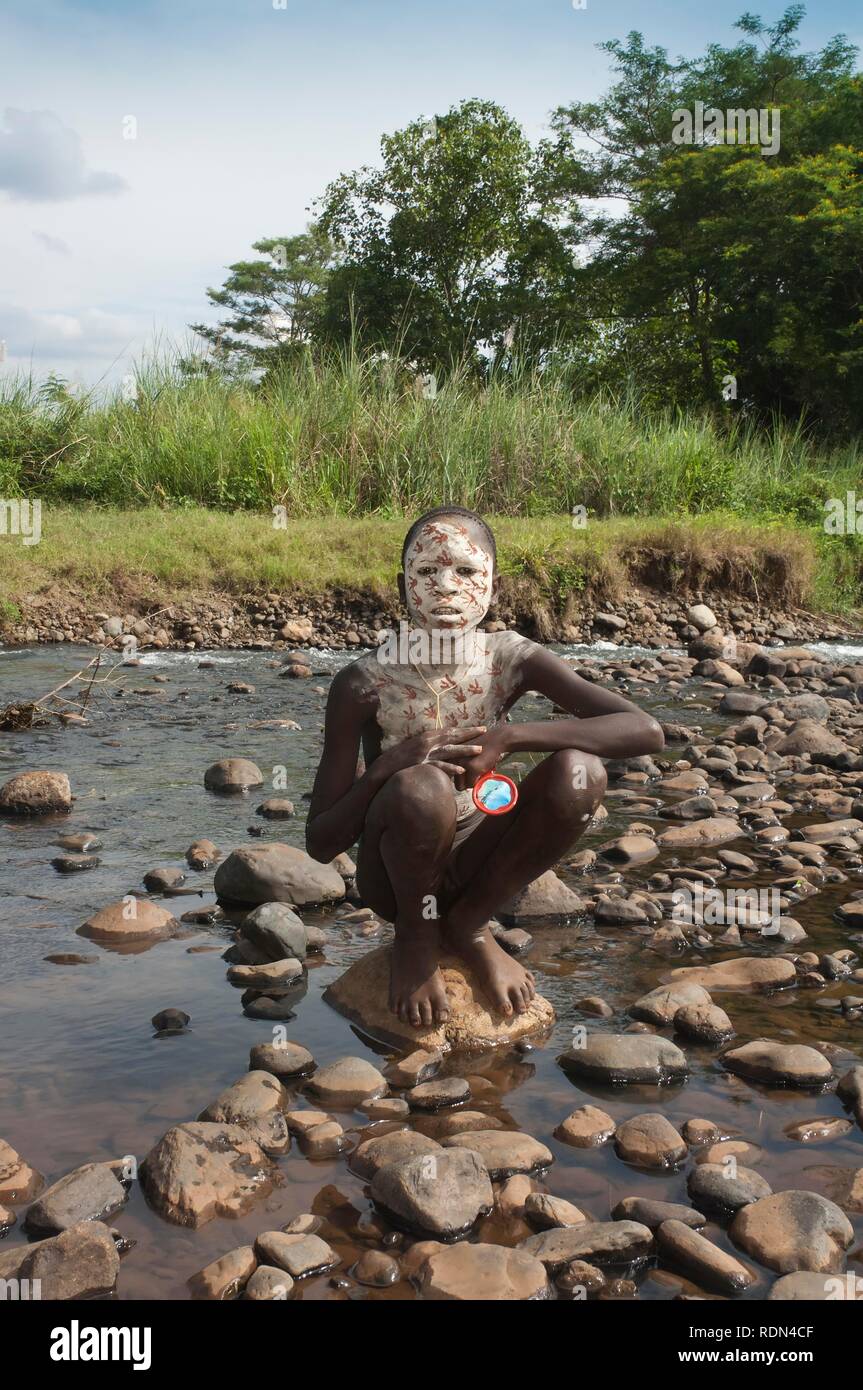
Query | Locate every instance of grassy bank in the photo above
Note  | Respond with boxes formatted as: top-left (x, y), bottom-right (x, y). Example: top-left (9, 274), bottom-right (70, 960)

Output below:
top-left (1, 355), bottom-right (861, 526)
top-left (1, 506), bottom-right (861, 623)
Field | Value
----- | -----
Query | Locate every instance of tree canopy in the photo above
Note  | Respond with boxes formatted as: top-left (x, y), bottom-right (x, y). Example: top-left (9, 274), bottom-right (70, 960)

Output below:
top-left (193, 7), bottom-right (863, 431)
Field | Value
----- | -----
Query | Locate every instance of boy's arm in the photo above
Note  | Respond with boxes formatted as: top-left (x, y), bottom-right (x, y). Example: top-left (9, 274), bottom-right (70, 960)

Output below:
top-left (469, 646), bottom-right (664, 772)
top-left (305, 665), bottom-right (387, 863)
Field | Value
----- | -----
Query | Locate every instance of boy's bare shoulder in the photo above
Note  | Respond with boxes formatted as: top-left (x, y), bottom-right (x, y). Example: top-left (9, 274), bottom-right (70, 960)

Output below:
top-left (327, 653), bottom-right (380, 709)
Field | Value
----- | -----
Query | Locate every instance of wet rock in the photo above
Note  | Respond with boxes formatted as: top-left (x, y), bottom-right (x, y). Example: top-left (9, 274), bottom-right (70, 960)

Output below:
top-left (657, 817), bottom-right (742, 849)
top-left (228, 958), bottom-right (304, 988)
top-left (370, 1148), bottom-right (493, 1238)
top-left (186, 838), bottom-right (220, 870)
top-left (238, 901), bottom-right (308, 961)
top-left (24, 1161), bottom-right (128, 1236)
top-left (613, 1197), bottom-right (705, 1230)
top-left (407, 1077), bottom-right (470, 1111)
top-left (141, 1122), bottom-right (275, 1227)
top-left (524, 1193), bottom-right (587, 1229)
top-left (214, 843), bottom-right (344, 907)
top-left (668, 956), bottom-right (796, 992)
top-left (204, 758), bottom-right (264, 792)
top-left (384, 1048), bottom-right (443, 1088)
top-left (200, 1072), bottom-right (290, 1155)
top-left (769, 1271), bottom-right (856, 1300)
top-left (594, 896), bottom-right (648, 925)
top-left (359, 1096), bottom-right (411, 1120)
top-left (254, 1231), bottom-right (339, 1279)
top-left (802, 818), bottom-right (863, 843)
top-left (57, 832), bottom-right (101, 852)
top-left (257, 798), bottom-right (295, 819)
top-left (323, 945), bottom-right (554, 1054)
top-left (497, 870), bottom-right (587, 924)
top-left (520, 1220), bottom-right (653, 1273)
top-left (285, 1109), bottom-right (331, 1136)
top-left (151, 1008), bottom-right (190, 1033)
top-left (78, 898), bottom-right (180, 946)
top-left (188, 1245), bottom-right (257, 1300)
top-left (731, 1191), bottom-right (854, 1273)
top-left (598, 834), bottom-right (659, 867)
top-left (0, 770), bottom-right (72, 815)
top-left (559, 1034), bottom-right (688, 1085)
top-left (51, 853), bottom-right (100, 873)
top-left (0, 1204), bottom-right (14, 1234)
top-left (418, 1242), bottom-right (550, 1300)
top-left (413, 1110), bottom-right (503, 1140)
top-left (631, 982), bottom-right (712, 1027)
top-left (554, 1104), bottom-right (616, 1148)
top-left (353, 1249), bottom-right (401, 1287)
top-left (687, 1163), bottom-right (773, 1215)
top-left (249, 1041), bottom-right (315, 1079)
top-left (305, 1056), bottom-right (387, 1108)
top-left (442, 1131), bottom-right (552, 1180)
top-left (144, 867), bottom-right (186, 892)
top-left (614, 1114), bottom-right (687, 1169)
top-left (8, 1220), bottom-right (119, 1299)
top-left (300, 1121), bottom-right (348, 1158)
top-left (837, 1066), bottom-right (863, 1128)
top-left (776, 722), bottom-right (848, 757)
top-left (656, 1220), bottom-right (755, 1296)
top-left (723, 1040), bottom-right (834, 1088)
top-left (674, 1002), bottom-right (734, 1045)
top-left (785, 1117), bottom-right (852, 1144)
top-left (0, 1139), bottom-right (44, 1202)
top-left (556, 1259), bottom-right (607, 1297)
top-left (492, 925), bottom-right (533, 954)
top-left (350, 1130), bottom-right (442, 1182)
top-left (244, 1265), bottom-right (294, 1300)
top-left (577, 995), bottom-right (613, 1017)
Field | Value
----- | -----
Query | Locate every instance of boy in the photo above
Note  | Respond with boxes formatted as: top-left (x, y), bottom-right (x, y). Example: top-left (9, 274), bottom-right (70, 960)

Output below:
top-left (307, 508), bottom-right (664, 1028)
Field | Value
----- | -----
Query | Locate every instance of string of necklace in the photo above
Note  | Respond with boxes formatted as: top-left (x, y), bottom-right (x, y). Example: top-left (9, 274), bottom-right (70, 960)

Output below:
top-left (409, 658), bottom-right (444, 730)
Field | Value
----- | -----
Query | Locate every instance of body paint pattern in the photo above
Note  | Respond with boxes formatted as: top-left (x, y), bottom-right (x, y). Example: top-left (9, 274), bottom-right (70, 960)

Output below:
top-left (358, 629), bottom-right (532, 819)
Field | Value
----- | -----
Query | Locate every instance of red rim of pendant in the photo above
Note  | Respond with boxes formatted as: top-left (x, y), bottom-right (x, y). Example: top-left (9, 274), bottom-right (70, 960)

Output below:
top-left (472, 770), bottom-right (519, 815)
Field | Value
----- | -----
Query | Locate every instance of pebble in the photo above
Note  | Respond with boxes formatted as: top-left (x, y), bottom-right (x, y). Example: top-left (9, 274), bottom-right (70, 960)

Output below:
top-left (352, 1250), bottom-right (401, 1287)
top-left (244, 1265), bottom-right (294, 1300)
top-left (523, 1193), bottom-right (587, 1229)
top-left (254, 1231), bottom-right (339, 1278)
top-left (614, 1114), bottom-right (687, 1169)
top-left (407, 1077), bottom-right (470, 1111)
top-left (306, 1056), bottom-right (388, 1108)
top-left (419, 1242), bottom-right (550, 1300)
top-left (370, 1149), bottom-right (493, 1239)
top-left (655, 1219), bottom-right (755, 1296)
top-left (722, 1040), bottom-right (834, 1087)
top-left (441, 1131), bottom-right (553, 1180)
top-left (520, 1220), bottom-right (653, 1273)
top-left (250, 1041), bottom-right (315, 1078)
top-left (687, 1162), bottom-right (773, 1215)
top-left (188, 1246), bottom-right (257, 1300)
top-left (731, 1190), bottom-right (854, 1273)
top-left (151, 1008), bottom-right (190, 1033)
top-left (554, 1105), bottom-right (616, 1148)
top-left (560, 1034), bottom-right (688, 1085)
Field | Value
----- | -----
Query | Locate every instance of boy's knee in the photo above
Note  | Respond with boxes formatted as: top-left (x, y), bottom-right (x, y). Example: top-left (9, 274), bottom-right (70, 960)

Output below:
top-left (548, 749), bottom-right (607, 806)
top-left (378, 763), bottom-right (456, 832)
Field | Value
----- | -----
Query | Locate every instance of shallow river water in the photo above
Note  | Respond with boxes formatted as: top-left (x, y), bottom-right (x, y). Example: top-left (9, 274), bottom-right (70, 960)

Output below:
top-left (1, 642), bottom-right (862, 1300)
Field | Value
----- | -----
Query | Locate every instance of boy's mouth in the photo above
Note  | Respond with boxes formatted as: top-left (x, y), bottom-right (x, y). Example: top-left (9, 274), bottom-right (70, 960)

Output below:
top-left (431, 606), bottom-right (462, 617)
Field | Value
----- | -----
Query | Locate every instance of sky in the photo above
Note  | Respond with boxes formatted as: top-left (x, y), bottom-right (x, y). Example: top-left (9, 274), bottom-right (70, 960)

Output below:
top-left (1, 0), bottom-right (860, 388)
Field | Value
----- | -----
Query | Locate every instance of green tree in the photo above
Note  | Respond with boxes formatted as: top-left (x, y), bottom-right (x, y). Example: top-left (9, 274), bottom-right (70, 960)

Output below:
top-left (190, 225), bottom-right (336, 374)
top-left (316, 99), bottom-right (561, 372)
top-left (547, 6), bottom-right (863, 426)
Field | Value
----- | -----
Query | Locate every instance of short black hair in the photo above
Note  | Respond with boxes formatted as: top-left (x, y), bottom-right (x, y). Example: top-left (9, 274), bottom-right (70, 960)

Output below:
top-left (401, 507), bottom-right (497, 568)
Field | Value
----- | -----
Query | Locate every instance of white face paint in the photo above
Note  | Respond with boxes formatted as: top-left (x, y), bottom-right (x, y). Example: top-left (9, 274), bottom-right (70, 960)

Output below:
top-left (403, 518), bottom-right (494, 634)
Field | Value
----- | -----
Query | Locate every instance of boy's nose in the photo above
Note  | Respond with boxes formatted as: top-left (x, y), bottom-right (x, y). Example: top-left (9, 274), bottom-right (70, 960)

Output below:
top-left (436, 570), bottom-right (460, 594)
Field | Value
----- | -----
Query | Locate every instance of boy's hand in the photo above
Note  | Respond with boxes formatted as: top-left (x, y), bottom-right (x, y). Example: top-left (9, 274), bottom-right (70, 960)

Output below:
top-left (454, 726), bottom-right (510, 784)
top-left (378, 726), bottom-right (489, 780)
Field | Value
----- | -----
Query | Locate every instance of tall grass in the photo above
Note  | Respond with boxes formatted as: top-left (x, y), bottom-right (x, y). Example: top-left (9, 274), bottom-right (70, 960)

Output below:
top-left (0, 345), bottom-right (860, 523)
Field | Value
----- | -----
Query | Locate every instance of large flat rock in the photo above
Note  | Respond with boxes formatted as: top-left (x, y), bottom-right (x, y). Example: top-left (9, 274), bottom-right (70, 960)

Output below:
top-left (323, 945), bottom-right (554, 1054)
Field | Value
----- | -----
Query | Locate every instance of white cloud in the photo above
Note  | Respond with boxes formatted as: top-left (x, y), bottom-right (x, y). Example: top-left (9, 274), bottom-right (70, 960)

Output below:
top-left (0, 108), bottom-right (127, 201)
top-left (0, 301), bottom-right (138, 361)
top-left (33, 229), bottom-right (71, 254)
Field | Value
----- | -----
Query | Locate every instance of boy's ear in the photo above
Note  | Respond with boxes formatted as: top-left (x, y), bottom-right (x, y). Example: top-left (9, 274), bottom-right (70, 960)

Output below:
top-left (491, 574), bottom-right (500, 605)
top-left (397, 572), bottom-right (407, 606)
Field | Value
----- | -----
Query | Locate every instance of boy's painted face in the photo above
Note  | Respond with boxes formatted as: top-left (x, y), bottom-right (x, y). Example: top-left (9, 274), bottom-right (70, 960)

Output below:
top-left (403, 518), bottom-right (494, 634)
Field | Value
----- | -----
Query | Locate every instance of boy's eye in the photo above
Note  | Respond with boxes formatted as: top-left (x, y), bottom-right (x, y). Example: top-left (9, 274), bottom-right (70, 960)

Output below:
top-left (417, 565), bottom-right (437, 576)
top-left (457, 566), bottom-right (478, 576)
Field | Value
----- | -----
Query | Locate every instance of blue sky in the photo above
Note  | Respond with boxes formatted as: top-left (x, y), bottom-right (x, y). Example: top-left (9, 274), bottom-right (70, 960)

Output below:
top-left (1, 0), bottom-right (860, 387)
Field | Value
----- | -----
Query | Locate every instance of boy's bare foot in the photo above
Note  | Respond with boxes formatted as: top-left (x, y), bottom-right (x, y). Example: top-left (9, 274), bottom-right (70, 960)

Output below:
top-left (389, 928), bottom-right (451, 1028)
top-left (443, 923), bottom-right (536, 1018)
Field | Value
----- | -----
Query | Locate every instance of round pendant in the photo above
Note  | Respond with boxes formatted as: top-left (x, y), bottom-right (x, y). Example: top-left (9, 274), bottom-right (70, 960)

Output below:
top-left (472, 770), bottom-right (519, 815)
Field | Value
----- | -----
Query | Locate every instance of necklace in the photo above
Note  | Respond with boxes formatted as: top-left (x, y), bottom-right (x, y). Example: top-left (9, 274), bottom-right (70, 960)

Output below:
top-left (409, 659), bottom-right (444, 729)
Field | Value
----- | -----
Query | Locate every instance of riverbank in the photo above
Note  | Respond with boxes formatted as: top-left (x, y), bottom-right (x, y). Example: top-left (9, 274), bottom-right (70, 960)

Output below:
top-left (1, 507), bottom-right (861, 652)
